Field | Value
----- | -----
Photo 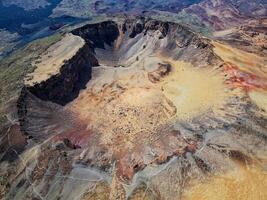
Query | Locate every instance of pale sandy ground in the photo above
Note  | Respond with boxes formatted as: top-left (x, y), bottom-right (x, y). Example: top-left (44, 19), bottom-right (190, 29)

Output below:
top-left (161, 60), bottom-right (227, 121)
top-left (67, 65), bottom-right (176, 148)
top-left (213, 28), bottom-right (236, 37)
top-left (25, 33), bottom-right (85, 86)
top-left (212, 41), bottom-right (267, 79)
top-left (69, 58), bottom-right (230, 122)
top-left (67, 55), bottom-right (232, 149)
top-left (213, 41), bottom-right (267, 116)
top-left (249, 89), bottom-right (267, 117)
top-left (182, 162), bottom-right (267, 200)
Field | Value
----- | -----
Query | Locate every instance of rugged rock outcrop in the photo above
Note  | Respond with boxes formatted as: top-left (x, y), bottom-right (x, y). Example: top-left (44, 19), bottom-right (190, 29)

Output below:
top-left (26, 44), bottom-right (98, 106)
top-left (148, 62), bottom-right (171, 83)
top-left (124, 18), bottom-right (212, 49)
top-left (72, 21), bottom-right (120, 49)
top-left (17, 38), bottom-right (98, 140)
top-left (72, 18), bottom-right (220, 68)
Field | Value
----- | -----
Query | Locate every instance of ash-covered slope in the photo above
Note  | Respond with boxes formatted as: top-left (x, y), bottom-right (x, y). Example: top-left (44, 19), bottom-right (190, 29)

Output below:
top-left (72, 18), bottom-right (220, 67)
top-left (1, 18), bottom-right (267, 200)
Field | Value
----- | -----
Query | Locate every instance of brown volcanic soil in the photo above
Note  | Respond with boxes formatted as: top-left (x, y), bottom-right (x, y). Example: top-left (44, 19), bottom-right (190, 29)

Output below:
top-left (1, 18), bottom-right (267, 200)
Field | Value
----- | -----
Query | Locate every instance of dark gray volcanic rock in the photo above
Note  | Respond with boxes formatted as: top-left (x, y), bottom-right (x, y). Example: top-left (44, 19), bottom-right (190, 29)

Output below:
top-left (72, 21), bottom-right (120, 49)
top-left (25, 44), bottom-right (98, 106)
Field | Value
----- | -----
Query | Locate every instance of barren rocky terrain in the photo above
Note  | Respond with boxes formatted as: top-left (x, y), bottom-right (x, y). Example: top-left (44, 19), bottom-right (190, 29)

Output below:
top-left (0, 1), bottom-right (267, 200)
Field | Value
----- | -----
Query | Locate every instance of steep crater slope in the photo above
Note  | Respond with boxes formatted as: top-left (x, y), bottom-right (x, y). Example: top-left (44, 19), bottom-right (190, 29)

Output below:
top-left (5, 18), bottom-right (267, 200)
top-left (18, 18), bottom-right (221, 146)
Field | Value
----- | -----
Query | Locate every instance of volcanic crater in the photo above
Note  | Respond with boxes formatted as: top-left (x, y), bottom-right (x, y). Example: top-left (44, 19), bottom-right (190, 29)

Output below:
top-left (12, 17), bottom-right (267, 199)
